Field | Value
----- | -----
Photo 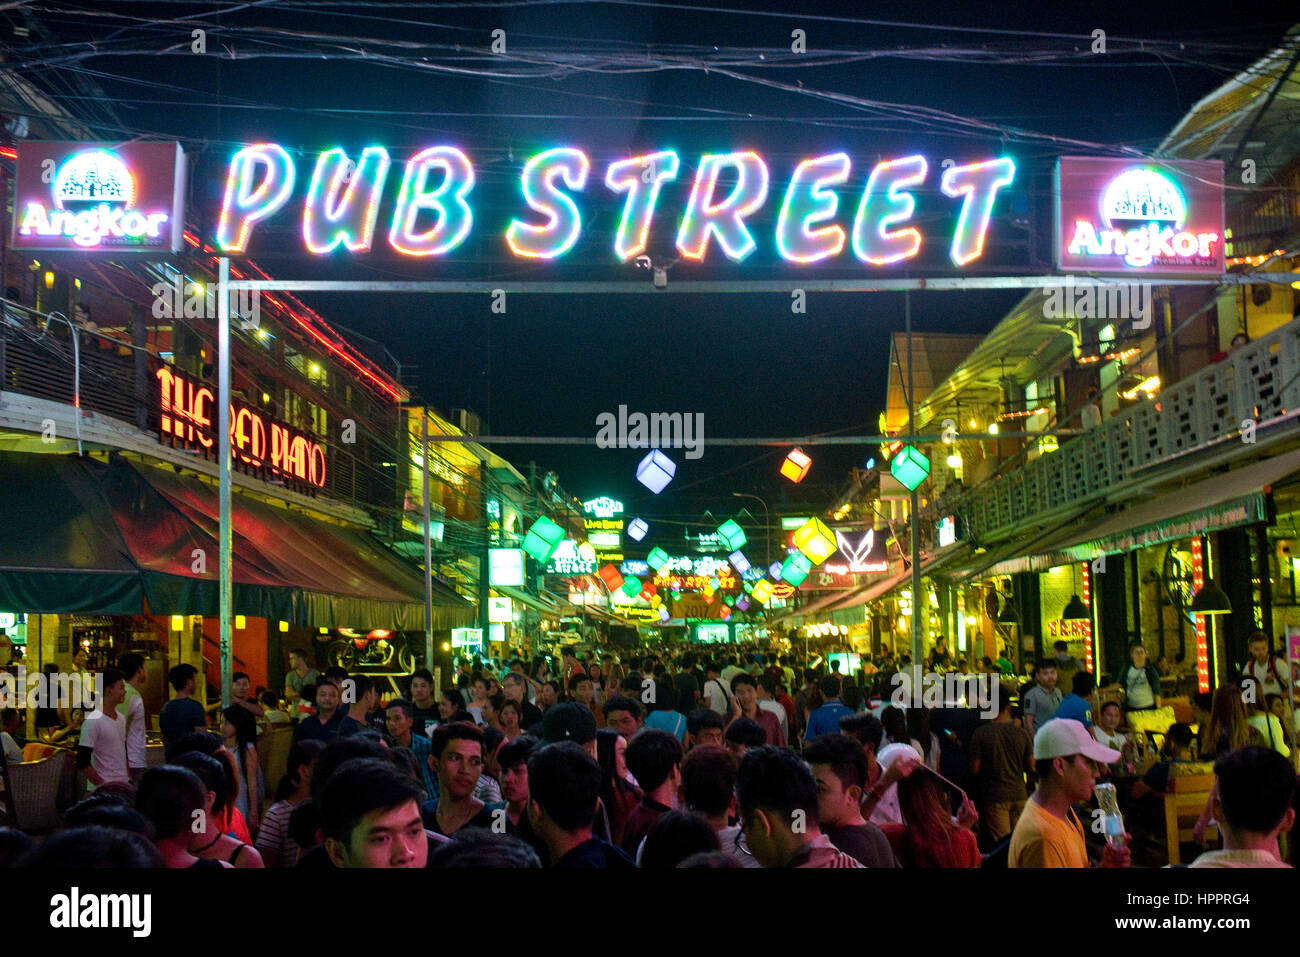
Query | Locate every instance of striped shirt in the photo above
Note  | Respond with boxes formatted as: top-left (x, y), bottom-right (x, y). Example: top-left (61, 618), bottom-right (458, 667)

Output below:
top-left (786, 834), bottom-right (865, 868)
top-left (254, 799), bottom-right (300, 868)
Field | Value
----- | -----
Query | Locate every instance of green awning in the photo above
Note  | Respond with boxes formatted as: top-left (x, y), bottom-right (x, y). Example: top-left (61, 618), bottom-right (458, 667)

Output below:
top-left (0, 452), bottom-right (473, 630)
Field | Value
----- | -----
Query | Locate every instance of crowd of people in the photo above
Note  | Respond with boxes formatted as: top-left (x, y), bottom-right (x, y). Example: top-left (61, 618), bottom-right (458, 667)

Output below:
top-left (0, 634), bottom-right (1295, 869)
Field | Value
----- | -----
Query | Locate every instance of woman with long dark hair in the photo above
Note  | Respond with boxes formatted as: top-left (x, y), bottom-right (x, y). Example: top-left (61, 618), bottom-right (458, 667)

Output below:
top-left (596, 728), bottom-right (641, 847)
top-left (432, 689), bottom-right (472, 732)
top-left (878, 755), bottom-right (980, 867)
top-left (254, 738), bottom-right (324, 868)
top-left (221, 705), bottom-right (264, 835)
top-left (906, 707), bottom-right (941, 770)
top-left (1200, 686), bottom-right (1262, 759)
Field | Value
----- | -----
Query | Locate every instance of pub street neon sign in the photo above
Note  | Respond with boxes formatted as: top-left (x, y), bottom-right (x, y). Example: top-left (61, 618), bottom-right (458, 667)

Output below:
top-left (216, 144), bottom-right (1015, 266)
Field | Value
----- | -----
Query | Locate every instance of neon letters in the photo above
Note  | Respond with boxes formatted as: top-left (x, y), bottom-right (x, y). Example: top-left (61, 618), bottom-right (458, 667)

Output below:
top-left (157, 366), bottom-right (327, 488)
top-left (215, 144), bottom-right (1015, 267)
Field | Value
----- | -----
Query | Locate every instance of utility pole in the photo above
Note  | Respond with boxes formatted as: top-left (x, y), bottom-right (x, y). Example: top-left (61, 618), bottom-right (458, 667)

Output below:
top-left (906, 290), bottom-right (923, 667)
top-left (422, 413), bottom-right (434, 670)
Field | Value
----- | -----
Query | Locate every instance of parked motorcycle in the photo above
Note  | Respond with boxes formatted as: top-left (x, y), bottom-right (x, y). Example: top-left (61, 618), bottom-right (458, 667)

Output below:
top-left (326, 628), bottom-right (416, 674)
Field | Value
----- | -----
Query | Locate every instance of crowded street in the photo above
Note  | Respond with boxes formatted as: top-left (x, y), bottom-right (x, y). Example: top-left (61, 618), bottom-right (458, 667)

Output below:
top-left (0, 0), bottom-right (1298, 940)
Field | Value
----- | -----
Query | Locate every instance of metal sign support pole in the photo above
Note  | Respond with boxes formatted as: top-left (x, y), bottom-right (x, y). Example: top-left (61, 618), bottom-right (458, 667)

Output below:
top-left (218, 257), bottom-right (232, 709)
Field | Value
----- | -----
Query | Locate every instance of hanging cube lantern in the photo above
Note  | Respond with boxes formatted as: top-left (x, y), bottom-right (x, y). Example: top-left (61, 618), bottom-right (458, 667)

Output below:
top-left (627, 517), bottom-right (649, 541)
top-left (709, 577), bottom-right (721, 590)
top-left (736, 595), bottom-right (751, 612)
top-left (717, 519), bottom-right (747, 551)
top-left (890, 444), bottom-right (931, 492)
top-left (719, 606), bottom-right (732, 620)
top-left (794, 517), bottom-right (837, 564)
top-left (641, 581), bottom-right (657, 601)
top-left (636, 449), bottom-right (676, 493)
top-left (522, 515), bottom-right (565, 563)
top-left (752, 580), bottom-right (774, 603)
top-left (723, 594), bottom-right (736, 607)
top-left (646, 547), bottom-right (670, 572)
top-left (729, 551), bottom-right (751, 575)
top-left (658, 606), bottom-right (671, 622)
top-left (743, 582), bottom-right (753, 594)
top-left (598, 564), bottom-right (625, 593)
top-left (780, 447), bottom-right (813, 483)
top-left (620, 575), bottom-right (642, 600)
top-left (781, 552), bottom-right (813, 587)
top-left (769, 561), bottom-right (784, 579)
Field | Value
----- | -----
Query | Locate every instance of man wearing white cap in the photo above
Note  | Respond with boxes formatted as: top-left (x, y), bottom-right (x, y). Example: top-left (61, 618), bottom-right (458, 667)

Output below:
top-left (1009, 719), bottom-right (1130, 868)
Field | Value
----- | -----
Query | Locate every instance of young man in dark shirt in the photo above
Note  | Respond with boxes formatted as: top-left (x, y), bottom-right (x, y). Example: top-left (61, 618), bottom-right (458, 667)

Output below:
top-left (528, 741), bottom-right (633, 869)
top-left (804, 733), bottom-right (899, 867)
top-left (293, 677), bottom-right (347, 743)
top-left (320, 757), bottom-right (428, 868)
top-left (407, 668), bottom-right (441, 737)
top-left (621, 729), bottom-right (683, 857)
top-left (422, 721), bottom-right (498, 836)
top-left (159, 664), bottom-right (208, 748)
top-left (968, 694), bottom-right (1035, 844)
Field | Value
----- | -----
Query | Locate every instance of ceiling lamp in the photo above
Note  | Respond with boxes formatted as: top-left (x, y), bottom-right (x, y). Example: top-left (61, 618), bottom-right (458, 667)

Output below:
top-left (1061, 594), bottom-right (1090, 621)
top-left (1191, 581), bottom-right (1232, 616)
top-left (997, 598), bottom-right (1020, 624)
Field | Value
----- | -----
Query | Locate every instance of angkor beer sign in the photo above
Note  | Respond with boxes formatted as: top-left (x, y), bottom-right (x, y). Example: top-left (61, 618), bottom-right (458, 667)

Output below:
top-left (13, 142), bottom-right (186, 252)
top-left (1055, 157), bottom-right (1224, 275)
top-left (156, 366), bottom-right (327, 487)
top-left (215, 144), bottom-right (1015, 266)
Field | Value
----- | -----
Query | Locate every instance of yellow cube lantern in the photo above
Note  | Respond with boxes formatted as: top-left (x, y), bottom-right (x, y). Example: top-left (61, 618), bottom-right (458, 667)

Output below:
top-left (780, 447), bottom-right (812, 483)
top-left (752, 579), bottom-right (775, 603)
top-left (794, 517), bottom-right (836, 564)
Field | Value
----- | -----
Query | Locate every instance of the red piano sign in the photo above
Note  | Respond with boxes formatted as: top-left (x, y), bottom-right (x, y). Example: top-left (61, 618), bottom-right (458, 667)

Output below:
top-left (157, 366), bottom-right (326, 487)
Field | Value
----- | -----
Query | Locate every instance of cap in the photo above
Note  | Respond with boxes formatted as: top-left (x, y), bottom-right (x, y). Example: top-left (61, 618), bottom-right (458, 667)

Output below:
top-left (876, 742), bottom-right (922, 770)
top-left (1033, 719), bottom-right (1121, 764)
top-left (540, 702), bottom-right (597, 744)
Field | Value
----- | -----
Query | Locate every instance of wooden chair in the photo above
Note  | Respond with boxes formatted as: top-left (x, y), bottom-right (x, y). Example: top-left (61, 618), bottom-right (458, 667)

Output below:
top-left (256, 726), bottom-right (293, 796)
top-left (1163, 764), bottom-right (1218, 866)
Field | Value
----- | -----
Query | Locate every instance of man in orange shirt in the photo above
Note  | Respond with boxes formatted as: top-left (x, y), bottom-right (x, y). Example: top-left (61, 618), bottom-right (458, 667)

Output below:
top-left (1010, 719), bottom-right (1130, 868)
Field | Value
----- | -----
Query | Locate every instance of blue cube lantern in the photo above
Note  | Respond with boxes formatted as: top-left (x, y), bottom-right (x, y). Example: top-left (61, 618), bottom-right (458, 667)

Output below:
top-left (768, 561), bottom-right (783, 579)
top-left (627, 517), bottom-right (649, 541)
top-left (522, 515), bottom-right (565, 563)
top-left (729, 551), bottom-right (751, 575)
top-left (636, 450), bottom-right (676, 493)
top-left (781, 552), bottom-right (813, 587)
top-left (717, 519), bottom-right (746, 551)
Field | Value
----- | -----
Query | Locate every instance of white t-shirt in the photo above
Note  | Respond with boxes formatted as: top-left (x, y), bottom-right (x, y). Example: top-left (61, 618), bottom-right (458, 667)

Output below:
top-left (80, 709), bottom-right (129, 787)
top-left (1093, 726), bottom-right (1128, 752)
top-left (1247, 713), bottom-right (1291, 757)
top-left (116, 684), bottom-right (147, 770)
top-left (1242, 658), bottom-right (1290, 698)
top-left (1, 731), bottom-right (22, 765)
top-left (703, 679), bottom-right (730, 715)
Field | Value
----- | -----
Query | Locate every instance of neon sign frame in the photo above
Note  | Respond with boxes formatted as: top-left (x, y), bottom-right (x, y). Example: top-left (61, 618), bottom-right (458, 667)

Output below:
top-left (215, 144), bottom-right (1016, 267)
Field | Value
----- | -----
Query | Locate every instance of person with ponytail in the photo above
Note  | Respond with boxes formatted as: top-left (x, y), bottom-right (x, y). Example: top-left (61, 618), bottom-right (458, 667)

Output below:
top-left (222, 705), bottom-right (265, 836)
top-left (254, 738), bottom-right (325, 867)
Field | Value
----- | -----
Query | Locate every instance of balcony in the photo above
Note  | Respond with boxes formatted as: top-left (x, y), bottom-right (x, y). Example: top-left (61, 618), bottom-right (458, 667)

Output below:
top-left (958, 313), bottom-right (1300, 543)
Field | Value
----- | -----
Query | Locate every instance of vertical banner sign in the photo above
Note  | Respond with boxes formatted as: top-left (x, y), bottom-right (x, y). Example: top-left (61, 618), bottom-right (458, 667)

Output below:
top-left (13, 142), bottom-right (186, 253)
top-left (1055, 157), bottom-right (1224, 275)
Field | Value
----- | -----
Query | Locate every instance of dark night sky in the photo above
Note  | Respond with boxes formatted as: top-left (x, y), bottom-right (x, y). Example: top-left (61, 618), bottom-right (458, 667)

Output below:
top-left (22, 2), bottom-right (1292, 539)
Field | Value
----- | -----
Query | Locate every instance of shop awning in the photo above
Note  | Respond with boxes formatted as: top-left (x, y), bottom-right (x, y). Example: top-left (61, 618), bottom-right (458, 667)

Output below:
top-left (0, 452), bottom-right (473, 629)
top-left (494, 585), bottom-right (564, 616)
top-left (1046, 447), bottom-right (1300, 562)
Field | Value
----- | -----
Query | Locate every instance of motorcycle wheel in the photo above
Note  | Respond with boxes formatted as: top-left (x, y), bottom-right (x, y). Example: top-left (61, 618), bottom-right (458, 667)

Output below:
top-left (398, 645), bottom-right (416, 674)
top-left (328, 640), bottom-right (357, 670)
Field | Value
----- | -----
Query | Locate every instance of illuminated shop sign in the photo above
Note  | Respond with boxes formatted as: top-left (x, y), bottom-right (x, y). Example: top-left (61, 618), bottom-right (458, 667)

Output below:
top-left (1055, 157), bottom-right (1224, 275)
top-left (583, 497), bottom-right (624, 519)
top-left (544, 540), bottom-right (598, 576)
top-left (156, 366), bottom-right (327, 488)
top-left (822, 528), bottom-right (889, 575)
top-left (13, 142), bottom-right (186, 252)
top-left (215, 144), bottom-right (1015, 266)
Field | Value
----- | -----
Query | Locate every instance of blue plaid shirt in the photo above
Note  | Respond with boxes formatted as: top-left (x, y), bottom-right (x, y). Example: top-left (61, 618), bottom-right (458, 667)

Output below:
top-left (405, 732), bottom-right (439, 804)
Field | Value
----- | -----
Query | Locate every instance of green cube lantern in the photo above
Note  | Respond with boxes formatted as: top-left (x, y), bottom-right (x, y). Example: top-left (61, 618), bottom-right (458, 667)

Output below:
top-left (717, 519), bottom-right (747, 551)
top-left (647, 547), bottom-right (670, 572)
top-left (724, 595), bottom-right (736, 607)
top-left (890, 444), bottom-right (931, 491)
top-left (793, 517), bottom-right (836, 564)
top-left (522, 516), bottom-right (565, 562)
top-left (781, 552), bottom-right (813, 587)
top-left (620, 576), bottom-right (642, 599)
